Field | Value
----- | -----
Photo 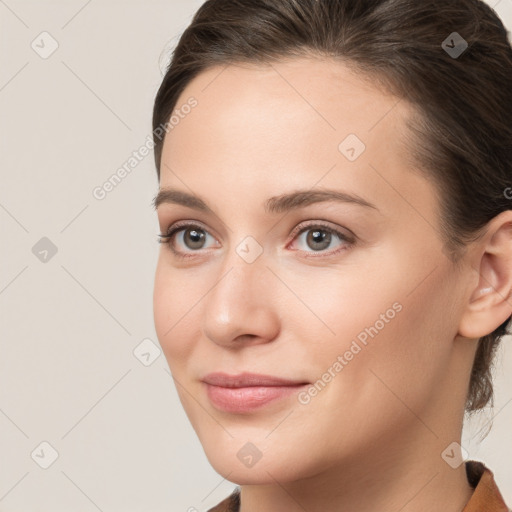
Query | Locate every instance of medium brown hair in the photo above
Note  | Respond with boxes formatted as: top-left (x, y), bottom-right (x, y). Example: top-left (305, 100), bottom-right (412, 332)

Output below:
top-left (152, 0), bottom-right (512, 414)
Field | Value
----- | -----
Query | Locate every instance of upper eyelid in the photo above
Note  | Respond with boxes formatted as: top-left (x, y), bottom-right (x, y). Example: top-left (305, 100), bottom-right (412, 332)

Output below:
top-left (289, 220), bottom-right (355, 239)
top-left (164, 220), bottom-right (217, 238)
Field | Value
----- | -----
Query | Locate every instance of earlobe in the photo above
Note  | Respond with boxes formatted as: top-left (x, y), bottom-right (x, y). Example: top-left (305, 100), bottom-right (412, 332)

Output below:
top-left (458, 212), bottom-right (512, 339)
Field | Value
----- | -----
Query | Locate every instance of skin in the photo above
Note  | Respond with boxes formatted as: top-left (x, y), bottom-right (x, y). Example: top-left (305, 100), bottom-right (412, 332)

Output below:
top-left (153, 57), bottom-right (512, 512)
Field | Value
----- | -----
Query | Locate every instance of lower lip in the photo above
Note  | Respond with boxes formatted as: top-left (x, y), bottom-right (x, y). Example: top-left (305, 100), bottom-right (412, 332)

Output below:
top-left (204, 383), bottom-right (308, 413)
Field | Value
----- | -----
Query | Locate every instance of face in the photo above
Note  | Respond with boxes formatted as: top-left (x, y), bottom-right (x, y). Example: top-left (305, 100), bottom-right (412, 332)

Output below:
top-left (153, 57), bottom-right (472, 484)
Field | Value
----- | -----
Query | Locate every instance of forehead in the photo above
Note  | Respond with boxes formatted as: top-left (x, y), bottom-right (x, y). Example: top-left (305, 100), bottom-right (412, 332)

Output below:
top-left (159, 57), bottom-right (434, 223)
top-left (165, 57), bottom-right (408, 145)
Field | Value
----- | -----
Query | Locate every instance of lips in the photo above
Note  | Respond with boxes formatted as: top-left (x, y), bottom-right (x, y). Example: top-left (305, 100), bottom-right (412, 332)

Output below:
top-left (201, 372), bottom-right (310, 413)
top-left (201, 372), bottom-right (309, 388)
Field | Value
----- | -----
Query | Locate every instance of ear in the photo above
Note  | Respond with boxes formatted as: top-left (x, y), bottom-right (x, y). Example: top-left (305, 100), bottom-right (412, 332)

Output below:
top-left (458, 210), bottom-right (512, 339)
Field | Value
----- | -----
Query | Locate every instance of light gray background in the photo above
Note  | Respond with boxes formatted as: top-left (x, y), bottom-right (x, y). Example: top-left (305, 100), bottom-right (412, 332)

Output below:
top-left (1, 1), bottom-right (511, 511)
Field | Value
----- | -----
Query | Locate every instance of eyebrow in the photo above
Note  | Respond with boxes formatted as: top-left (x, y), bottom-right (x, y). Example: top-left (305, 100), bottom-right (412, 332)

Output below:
top-left (152, 187), bottom-right (378, 214)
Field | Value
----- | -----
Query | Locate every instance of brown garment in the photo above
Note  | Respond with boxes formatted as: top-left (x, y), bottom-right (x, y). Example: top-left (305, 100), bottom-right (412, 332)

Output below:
top-left (207, 460), bottom-right (510, 512)
top-left (463, 461), bottom-right (510, 512)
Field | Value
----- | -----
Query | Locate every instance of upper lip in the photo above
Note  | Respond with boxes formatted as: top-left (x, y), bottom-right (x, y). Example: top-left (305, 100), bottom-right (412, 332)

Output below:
top-left (202, 372), bottom-right (309, 388)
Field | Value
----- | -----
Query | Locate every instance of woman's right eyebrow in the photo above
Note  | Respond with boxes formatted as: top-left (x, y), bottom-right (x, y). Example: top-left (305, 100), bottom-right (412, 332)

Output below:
top-left (152, 187), bottom-right (379, 214)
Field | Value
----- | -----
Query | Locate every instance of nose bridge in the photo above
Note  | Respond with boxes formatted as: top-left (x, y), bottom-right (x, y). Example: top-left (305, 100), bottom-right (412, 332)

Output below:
top-left (201, 235), bottom-right (279, 345)
top-left (207, 237), bottom-right (267, 315)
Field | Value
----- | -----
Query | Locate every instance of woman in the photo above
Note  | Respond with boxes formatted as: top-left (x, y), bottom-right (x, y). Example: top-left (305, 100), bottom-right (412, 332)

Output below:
top-left (151, 0), bottom-right (512, 510)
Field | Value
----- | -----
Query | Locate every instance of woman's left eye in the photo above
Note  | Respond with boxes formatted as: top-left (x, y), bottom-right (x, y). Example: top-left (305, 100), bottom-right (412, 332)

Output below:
top-left (158, 221), bottom-right (354, 259)
top-left (289, 224), bottom-right (353, 256)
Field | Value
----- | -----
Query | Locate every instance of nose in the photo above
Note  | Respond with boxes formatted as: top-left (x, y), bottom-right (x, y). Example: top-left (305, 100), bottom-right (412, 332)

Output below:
top-left (201, 246), bottom-right (281, 349)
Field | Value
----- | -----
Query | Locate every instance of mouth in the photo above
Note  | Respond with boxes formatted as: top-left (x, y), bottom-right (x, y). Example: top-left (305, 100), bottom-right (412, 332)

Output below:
top-left (202, 371), bottom-right (309, 387)
top-left (201, 372), bottom-right (310, 413)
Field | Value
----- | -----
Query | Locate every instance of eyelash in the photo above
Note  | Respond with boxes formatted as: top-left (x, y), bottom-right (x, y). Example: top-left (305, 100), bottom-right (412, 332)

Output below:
top-left (157, 220), bottom-right (355, 260)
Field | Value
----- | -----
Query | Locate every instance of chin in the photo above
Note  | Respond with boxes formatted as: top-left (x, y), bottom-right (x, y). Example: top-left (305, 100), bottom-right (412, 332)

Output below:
top-left (202, 440), bottom-right (316, 485)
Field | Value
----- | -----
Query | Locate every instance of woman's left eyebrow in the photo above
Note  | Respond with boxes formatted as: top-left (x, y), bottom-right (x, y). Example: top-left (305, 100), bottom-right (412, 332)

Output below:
top-left (265, 189), bottom-right (379, 214)
top-left (153, 187), bottom-right (379, 214)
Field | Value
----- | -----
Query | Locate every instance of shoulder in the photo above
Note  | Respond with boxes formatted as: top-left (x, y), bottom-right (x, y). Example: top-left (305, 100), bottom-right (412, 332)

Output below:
top-left (463, 460), bottom-right (511, 512)
top-left (205, 464), bottom-right (512, 512)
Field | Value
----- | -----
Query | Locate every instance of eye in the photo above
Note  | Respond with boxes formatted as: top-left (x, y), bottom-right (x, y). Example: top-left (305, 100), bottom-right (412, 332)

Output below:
top-left (288, 221), bottom-right (354, 257)
top-left (158, 221), bottom-right (219, 259)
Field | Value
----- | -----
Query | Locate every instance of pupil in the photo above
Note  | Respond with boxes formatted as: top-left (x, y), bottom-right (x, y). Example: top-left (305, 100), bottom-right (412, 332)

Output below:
top-left (187, 229), bottom-right (204, 248)
top-left (308, 229), bottom-right (330, 250)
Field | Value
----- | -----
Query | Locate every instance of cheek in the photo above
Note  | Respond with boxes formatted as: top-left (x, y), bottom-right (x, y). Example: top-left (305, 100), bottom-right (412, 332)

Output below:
top-left (153, 262), bottom-right (198, 369)
top-left (281, 262), bottom-right (407, 357)
top-left (343, 279), bottom-right (453, 420)
top-left (289, 253), bottom-right (455, 415)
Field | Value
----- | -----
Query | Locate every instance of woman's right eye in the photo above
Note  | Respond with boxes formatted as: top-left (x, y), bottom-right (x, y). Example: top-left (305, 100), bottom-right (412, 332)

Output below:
top-left (158, 223), bottom-right (220, 258)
